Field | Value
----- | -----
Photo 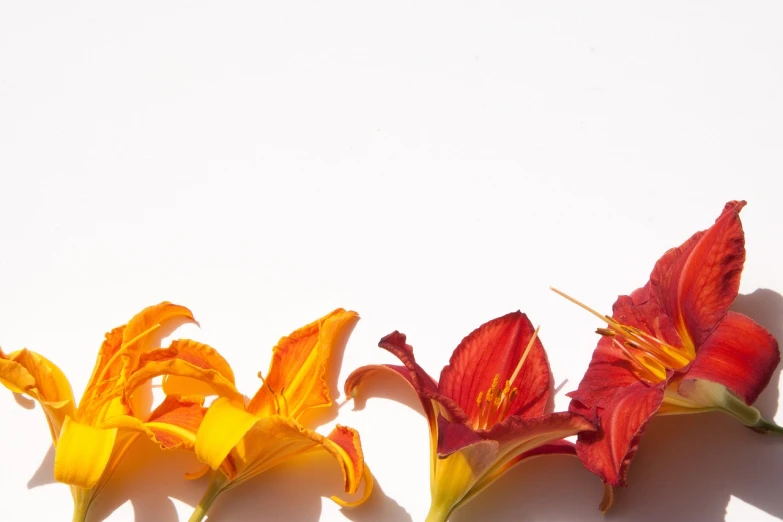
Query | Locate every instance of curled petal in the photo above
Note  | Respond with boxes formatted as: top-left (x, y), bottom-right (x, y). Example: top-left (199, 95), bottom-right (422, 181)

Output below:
top-left (161, 339), bottom-right (236, 397)
top-left (574, 381), bottom-right (664, 488)
top-left (684, 311), bottom-right (779, 404)
top-left (54, 417), bottom-right (118, 489)
top-left (650, 200), bottom-right (746, 350)
top-left (247, 309), bottom-right (359, 419)
top-left (123, 341), bottom-right (243, 412)
top-left (373, 331), bottom-right (466, 422)
top-left (0, 348), bottom-right (75, 441)
top-left (439, 311), bottom-right (551, 425)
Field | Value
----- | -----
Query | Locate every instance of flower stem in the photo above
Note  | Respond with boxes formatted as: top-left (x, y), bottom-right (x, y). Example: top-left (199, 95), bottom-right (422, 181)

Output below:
top-left (71, 487), bottom-right (93, 522)
top-left (752, 417), bottom-right (783, 435)
top-left (424, 504), bottom-right (450, 522)
top-left (189, 473), bottom-right (230, 522)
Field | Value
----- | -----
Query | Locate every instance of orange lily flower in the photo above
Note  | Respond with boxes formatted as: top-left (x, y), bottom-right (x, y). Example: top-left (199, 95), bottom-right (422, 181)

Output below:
top-left (0, 302), bottom-right (241, 522)
top-left (555, 200), bottom-right (782, 502)
top-left (185, 308), bottom-right (372, 522)
top-left (346, 311), bottom-right (596, 522)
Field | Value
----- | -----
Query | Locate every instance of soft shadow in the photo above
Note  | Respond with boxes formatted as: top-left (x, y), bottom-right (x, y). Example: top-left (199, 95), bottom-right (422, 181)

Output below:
top-left (451, 453), bottom-right (606, 522)
top-left (732, 288), bottom-right (783, 417)
top-left (297, 315), bottom-right (359, 428)
top-left (13, 392), bottom-right (35, 409)
top-left (341, 478), bottom-right (412, 522)
top-left (348, 368), bottom-right (425, 417)
top-left (87, 437), bottom-right (204, 522)
top-left (199, 449), bottom-right (350, 521)
top-left (610, 412), bottom-right (783, 521)
top-left (27, 444), bottom-right (55, 489)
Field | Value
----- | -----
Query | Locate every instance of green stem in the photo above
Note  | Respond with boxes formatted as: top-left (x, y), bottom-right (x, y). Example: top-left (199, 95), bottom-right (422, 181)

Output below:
top-left (752, 417), bottom-right (783, 435)
top-left (189, 473), bottom-right (230, 522)
top-left (71, 487), bottom-right (94, 522)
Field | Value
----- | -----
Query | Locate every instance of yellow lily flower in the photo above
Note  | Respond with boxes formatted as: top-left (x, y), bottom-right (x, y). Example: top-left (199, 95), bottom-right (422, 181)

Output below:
top-left (185, 308), bottom-right (373, 522)
top-left (0, 302), bottom-right (242, 522)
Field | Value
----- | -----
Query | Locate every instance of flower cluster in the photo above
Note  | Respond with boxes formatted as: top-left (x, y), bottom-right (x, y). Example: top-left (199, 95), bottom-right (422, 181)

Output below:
top-left (1, 200), bottom-right (779, 521)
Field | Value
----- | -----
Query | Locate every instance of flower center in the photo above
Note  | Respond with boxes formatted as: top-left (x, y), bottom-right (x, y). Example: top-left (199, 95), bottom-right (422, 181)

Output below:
top-left (473, 326), bottom-right (540, 430)
top-left (551, 287), bottom-right (692, 383)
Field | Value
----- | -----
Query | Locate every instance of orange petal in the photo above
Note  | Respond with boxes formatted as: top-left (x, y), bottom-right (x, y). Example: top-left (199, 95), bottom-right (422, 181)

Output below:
top-left (101, 395), bottom-right (205, 450)
top-left (79, 302), bottom-right (197, 421)
top-left (247, 309), bottom-right (358, 419)
top-left (0, 348), bottom-right (75, 442)
top-left (162, 339), bottom-right (236, 397)
top-left (123, 340), bottom-right (242, 412)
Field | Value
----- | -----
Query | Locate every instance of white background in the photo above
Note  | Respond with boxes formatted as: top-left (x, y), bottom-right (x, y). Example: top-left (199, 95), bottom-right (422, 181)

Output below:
top-left (1, 2), bottom-right (782, 521)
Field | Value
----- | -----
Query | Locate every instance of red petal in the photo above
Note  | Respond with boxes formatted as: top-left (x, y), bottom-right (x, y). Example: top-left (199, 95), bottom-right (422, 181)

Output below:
top-left (574, 381), bottom-right (664, 488)
top-left (567, 336), bottom-right (643, 421)
top-left (683, 311), bottom-right (780, 404)
top-left (650, 200), bottom-right (746, 349)
top-left (439, 312), bottom-right (551, 426)
top-left (437, 414), bottom-right (483, 457)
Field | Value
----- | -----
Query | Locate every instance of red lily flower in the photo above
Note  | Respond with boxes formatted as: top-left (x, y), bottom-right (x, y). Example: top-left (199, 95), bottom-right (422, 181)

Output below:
top-left (346, 311), bottom-right (596, 522)
top-left (558, 200), bottom-right (781, 499)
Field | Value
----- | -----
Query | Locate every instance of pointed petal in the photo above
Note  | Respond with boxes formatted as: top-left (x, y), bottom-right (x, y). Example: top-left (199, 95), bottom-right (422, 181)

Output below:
top-left (683, 311), bottom-right (780, 404)
top-left (439, 312), bottom-right (551, 425)
top-left (0, 348), bottom-right (75, 441)
top-left (650, 200), bottom-right (746, 349)
top-left (247, 309), bottom-right (358, 419)
top-left (54, 417), bottom-right (118, 489)
top-left (574, 381), bottom-right (664, 488)
top-left (437, 415), bottom-right (483, 457)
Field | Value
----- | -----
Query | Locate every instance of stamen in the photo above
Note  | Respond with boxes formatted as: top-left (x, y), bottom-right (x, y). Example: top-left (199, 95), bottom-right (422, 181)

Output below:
top-left (507, 326), bottom-right (540, 388)
top-left (476, 391), bottom-right (484, 407)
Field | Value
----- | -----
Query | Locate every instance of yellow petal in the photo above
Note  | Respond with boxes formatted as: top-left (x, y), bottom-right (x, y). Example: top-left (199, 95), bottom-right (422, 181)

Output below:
top-left (54, 417), bottom-right (118, 489)
top-left (247, 309), bottom-right (359, 419)
top-left (426, 440), bottom-right (500, 522)
top-left (195, 397), bottom-right (259, 474)
top-left (0, 348), bottom-right (75, 442)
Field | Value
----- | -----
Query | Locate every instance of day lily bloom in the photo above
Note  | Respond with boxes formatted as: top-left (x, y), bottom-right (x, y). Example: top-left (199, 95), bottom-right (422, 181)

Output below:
top-left (556, 200), bottom-right (782, 500)
top-left (186, 308), bottom-right (372, 522)
top-left (345, 311), bottom-right (596, 522)
top-left (0, 302), bottom-right (241, 522)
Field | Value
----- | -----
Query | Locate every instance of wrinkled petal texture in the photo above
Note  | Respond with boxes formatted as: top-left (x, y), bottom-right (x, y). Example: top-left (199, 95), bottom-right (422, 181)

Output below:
top-left (439, 312), bottom-right (551, 425)
top-left (248, 309), bottom-right (358, 419)
top-left (0, 348), bottom-right (75, 441)
top-left (650, 200), bottom-right (746, 350)
top-left (575, 381), bottom-right (664, 488)
top-left (124, 339), bottom-right (242, 412)
top-left (684, 311), bottom-right (780, 404)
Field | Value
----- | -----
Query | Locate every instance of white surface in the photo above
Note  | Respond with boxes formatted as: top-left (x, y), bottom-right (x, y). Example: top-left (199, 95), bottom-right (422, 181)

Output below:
top-left (1, 2), bottom-right (782, 521)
